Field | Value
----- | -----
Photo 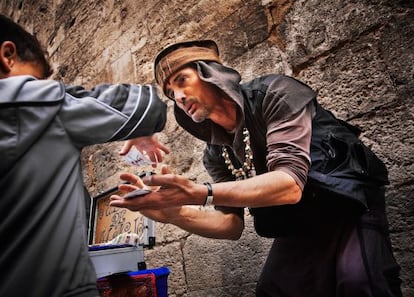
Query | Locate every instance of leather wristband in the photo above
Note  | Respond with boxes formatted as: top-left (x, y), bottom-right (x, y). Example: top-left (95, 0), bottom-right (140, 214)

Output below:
top-left (203, 182), bottom-right (214, 207)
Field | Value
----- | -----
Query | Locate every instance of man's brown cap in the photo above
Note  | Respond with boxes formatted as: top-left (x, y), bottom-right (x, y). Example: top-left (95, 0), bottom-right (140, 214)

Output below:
top-left (154, 40), bottom-right (221, 94)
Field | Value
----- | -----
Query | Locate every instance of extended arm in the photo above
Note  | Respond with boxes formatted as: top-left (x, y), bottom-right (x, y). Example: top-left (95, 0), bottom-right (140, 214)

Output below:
top-left (115, 170), bottom-right (301, 209)
top-left (144, 206), bottom-right (244, 240)
top-left (110, 171), bottom-right (244, 239)
top-left (61, 84), bottom-right (167, 147)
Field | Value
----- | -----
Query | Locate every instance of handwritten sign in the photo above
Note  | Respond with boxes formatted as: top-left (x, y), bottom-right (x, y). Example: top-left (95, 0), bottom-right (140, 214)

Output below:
top-left (89, 188), bottom-right (147, 245)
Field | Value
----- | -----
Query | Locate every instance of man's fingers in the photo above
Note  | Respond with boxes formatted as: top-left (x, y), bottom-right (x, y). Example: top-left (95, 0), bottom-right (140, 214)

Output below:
top-left (118, 184), bottom-right (141, 192)
top-left (109, 199), bottom-right (124, 207)
top-left (142, 171), bottom-right (175, 188)
top-left (119, 141), bottom-right (133, 156)
top-left (161, 165), bottom-right (172, 174)
top-left (149, 150), bottom-right (162, 166)
top-left (159, 143), bottom-right (170, 154)
top-left (119, 172), bottom-right (145, 187)
top-left (109, 194), bottom-right (123, 202)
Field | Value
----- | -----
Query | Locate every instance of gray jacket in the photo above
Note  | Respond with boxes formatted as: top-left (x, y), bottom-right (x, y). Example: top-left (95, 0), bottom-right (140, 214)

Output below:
top-left (0, 75), bottom-right (166, 297)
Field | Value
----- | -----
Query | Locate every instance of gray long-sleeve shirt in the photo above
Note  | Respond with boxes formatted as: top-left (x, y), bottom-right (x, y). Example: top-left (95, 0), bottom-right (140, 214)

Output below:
top-left (0, 76), bottom-right (166, 297)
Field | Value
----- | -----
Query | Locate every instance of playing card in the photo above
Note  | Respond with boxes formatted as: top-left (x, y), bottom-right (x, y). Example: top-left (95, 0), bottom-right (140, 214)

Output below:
top-left (123, 146), bottom-right (153, 166)
top-left (124, 188), bottom-right (152, 199)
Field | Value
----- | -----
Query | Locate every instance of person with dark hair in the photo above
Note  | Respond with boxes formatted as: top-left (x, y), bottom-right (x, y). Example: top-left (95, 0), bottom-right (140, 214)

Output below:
top-left (0, 14), bottom-right (53, 78)
top-left (110, 40), bottom-right (403, 297)
top-left (0, 14), bottom-right (169, 297)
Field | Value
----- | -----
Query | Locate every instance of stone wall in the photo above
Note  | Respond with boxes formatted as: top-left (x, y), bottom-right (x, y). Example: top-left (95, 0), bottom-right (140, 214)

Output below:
top-left (1, 0), bottom-right (413, 296)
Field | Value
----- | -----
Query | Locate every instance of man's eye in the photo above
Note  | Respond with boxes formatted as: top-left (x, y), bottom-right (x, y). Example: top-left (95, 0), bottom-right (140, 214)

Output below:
top-left (167, 90), bottom-right (174, 99)
top-left (177, 76), bottom-right (186, 85)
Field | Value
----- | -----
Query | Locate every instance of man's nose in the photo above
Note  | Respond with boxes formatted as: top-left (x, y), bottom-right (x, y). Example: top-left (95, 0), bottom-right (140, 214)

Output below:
top-left (174, 90), bottom-right (186, 106)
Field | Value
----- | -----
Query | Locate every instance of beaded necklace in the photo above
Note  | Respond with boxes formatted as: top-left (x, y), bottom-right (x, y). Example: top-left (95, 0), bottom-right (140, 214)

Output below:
top-left (221, 128), bottom-right (256, 180)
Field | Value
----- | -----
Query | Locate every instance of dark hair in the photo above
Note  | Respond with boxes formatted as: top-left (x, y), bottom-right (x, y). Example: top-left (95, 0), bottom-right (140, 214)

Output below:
top-left (0, 14), bottom-right (53, 78)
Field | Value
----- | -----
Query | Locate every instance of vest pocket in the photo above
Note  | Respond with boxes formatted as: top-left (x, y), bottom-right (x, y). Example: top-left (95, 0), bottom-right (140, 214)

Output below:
top-left (316, 133), bottom-right (388, 186)
top-left (320, 133), bottom-right (349, 173)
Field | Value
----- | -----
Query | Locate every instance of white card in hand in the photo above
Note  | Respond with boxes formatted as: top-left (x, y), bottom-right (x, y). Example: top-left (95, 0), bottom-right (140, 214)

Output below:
top-left (123, 147), bottom-right (153, 166)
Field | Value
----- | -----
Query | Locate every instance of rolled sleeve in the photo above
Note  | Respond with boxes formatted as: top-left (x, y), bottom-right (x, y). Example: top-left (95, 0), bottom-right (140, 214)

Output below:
top-left (266, 103), bottom-right (314, 190)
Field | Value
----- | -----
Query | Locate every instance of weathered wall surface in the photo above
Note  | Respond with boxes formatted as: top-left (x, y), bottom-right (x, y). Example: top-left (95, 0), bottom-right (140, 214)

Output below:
top-left (1, 0), bottom-right (413, 296)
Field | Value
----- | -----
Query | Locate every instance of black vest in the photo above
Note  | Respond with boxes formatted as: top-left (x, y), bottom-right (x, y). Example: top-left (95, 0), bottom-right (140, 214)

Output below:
top-left (242, 76), bottom-right (389, 237)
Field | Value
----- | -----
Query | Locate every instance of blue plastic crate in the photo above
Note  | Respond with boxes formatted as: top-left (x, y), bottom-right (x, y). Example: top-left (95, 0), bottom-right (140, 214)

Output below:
top-left (97, 266), bottom-right (170, 297)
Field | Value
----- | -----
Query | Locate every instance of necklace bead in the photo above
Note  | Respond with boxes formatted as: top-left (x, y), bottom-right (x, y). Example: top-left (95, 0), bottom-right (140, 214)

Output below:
top-left (222, 128), bottom-right (256, 180)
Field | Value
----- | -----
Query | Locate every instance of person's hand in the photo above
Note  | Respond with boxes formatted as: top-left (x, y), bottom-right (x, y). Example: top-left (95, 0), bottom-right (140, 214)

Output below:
top-left (109, 167), bottom-right (184, 223)
top-left (110, 169), bottom-right (244, 239)
top-left (119, 134), bottom-right (170, 166)
top-left (110, 166), bottom-right (205, 210)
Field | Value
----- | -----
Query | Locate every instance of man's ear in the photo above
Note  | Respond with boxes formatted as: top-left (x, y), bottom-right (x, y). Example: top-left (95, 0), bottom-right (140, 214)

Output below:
top-left (0, 41), bottom-right (18, 75)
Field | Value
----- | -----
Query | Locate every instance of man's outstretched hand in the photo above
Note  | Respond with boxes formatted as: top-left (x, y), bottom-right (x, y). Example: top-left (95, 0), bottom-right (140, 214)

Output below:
top-left (119, 134), bottom-right (170, 166)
